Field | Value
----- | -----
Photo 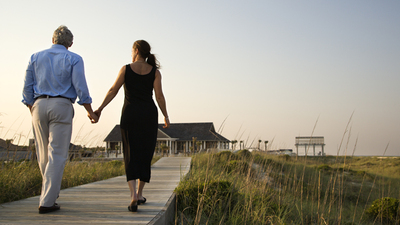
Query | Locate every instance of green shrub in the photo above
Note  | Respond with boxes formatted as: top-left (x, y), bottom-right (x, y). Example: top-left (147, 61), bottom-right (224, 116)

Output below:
top-left (366, 197), bottom-right (400, 223)
top-left (354, 170), bottom-right (375, 180)
top-left (216, 150), bottom-right (233, 158)
top-left (252, 154), bottom-right (276, 167)
top-left (107, 160), bottom-right (123, 167)
top-left (251, 193), bottom-right (287, 216)
top-left (317, 164), bottom-right (332, 172)
top-left (356, 170), bottom-right (366, 176)
top-left (253, 154), bottom-right (264, 164)
top-left (175, 180), bottom-right (235, 218)
top-left (215, 150), bottom-right (237, 162)
top-left (0, 161), bottom-right (42, 203)
top-left (278, 154), bottom-right (291, 161)
top-left (236, 149), bottom-right (252, 159)
top-left (264, 158), bottom-right (274, 165)
top-left (226, 160), bottom-right (250, 174)
top-left (337, 167), bottom-right (345, 172)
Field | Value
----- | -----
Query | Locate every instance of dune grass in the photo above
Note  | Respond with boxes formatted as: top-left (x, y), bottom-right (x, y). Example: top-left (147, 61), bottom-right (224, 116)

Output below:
top-left (174, 151), bottom-right (400, 224)
top-left (0, 156), bottom-right (161, 204)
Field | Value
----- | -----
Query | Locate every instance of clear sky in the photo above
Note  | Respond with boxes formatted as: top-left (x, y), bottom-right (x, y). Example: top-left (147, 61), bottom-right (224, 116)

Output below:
top-left (0, 0), bottom-right (399, 156)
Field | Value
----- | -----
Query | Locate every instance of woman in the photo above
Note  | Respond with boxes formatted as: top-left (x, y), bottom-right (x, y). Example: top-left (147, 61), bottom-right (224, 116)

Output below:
top-left (95, 40), bottom-right (170, 212)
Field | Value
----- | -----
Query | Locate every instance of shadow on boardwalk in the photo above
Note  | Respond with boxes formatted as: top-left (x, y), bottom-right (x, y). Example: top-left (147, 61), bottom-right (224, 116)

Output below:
top-left (0, 157), bottom-right (191, 225)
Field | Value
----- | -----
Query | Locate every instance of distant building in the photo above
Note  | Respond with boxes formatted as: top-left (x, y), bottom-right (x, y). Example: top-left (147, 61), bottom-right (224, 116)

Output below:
top-left (295, 136), bottom-right (325, 156)
top-left (0, 138), bottom-right (31, 161)
top-left (29, 138), bottom-right (88, 160)
top-left (267, 149), bottom-right (294, 155)
top-left (104, 122), bottom-right (230, 155)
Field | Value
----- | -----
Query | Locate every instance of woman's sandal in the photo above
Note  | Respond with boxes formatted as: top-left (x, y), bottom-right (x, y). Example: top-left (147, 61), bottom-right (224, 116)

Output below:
top-left (128, 201), bottom-right (138, 212)
top-left (138, 197), bottom-right (147, 205)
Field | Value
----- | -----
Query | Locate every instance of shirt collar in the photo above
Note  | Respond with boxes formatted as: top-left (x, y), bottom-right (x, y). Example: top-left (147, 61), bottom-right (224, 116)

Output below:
top-left (51, 44), bottom-right (68, 50)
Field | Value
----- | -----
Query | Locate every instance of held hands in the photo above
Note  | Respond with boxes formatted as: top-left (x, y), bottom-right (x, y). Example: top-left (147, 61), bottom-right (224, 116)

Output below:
top-left (87, 111), bottom-right (99, 123)
top-left (83, 103), bottom-right (99, 124)
top-left (86, 107), bottom-right (102, 124)
top-left (94, 109), bottom-right (102, 120)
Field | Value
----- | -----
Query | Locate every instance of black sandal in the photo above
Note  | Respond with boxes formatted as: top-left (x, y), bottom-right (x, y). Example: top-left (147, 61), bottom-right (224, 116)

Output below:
top-left (128, 201), bottom-right (138, 212)
top-left (138, 197), bottom-right (147, 205)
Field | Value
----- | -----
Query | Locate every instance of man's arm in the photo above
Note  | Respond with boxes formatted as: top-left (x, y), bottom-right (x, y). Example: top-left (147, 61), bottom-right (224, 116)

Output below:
top-left (70, 56), bottom-right (98, 123)
top-left (22, 57), bottom-right (35, 107)
top-left (71, 57), bottom-right (92, 105)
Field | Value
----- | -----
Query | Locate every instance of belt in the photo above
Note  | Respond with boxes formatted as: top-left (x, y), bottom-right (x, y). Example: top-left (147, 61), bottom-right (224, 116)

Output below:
top-left (36, 95), bottom-right (71, 101)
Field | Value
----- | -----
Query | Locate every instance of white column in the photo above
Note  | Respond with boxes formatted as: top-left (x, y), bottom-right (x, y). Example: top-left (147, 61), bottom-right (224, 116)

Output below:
top-left (169, 140), bottom-right (172, 155)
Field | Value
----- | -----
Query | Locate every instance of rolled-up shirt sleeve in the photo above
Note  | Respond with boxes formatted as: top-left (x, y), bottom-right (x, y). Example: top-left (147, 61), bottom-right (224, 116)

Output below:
top-left (71, 57), bottom-right (92, 105)
top-left (22, 57), bottom-right (36, 106)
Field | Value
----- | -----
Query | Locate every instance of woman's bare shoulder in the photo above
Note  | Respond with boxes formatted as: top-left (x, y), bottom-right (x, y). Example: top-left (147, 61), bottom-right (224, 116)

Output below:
top-left (155, 69), bottom-right (161, 77)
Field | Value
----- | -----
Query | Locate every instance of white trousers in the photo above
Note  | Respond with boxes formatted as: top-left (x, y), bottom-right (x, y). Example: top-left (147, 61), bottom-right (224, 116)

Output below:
top-left (31, 97), bottom-right (74, 207)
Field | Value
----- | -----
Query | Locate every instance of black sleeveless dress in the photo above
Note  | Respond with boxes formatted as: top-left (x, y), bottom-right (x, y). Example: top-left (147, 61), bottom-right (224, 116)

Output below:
top-left (120, 64), bottom-right (158, 182)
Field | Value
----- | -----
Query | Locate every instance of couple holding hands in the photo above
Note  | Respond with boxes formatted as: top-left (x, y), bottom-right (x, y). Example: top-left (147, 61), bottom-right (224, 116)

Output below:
top-left (22, 25), bottom-right (169, 213)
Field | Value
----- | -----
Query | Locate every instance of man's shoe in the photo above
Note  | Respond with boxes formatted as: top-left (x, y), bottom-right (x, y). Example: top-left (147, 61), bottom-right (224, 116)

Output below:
top-left (38, 203), bottom-right (60, 214)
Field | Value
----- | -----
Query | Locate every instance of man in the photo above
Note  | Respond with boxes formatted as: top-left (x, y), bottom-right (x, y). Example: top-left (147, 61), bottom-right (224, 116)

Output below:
top-left (22, 25), bottom-right (98, 214)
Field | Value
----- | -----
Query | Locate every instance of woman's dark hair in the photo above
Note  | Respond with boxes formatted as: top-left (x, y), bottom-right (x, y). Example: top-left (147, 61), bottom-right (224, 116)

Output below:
top-left (133, 40), bottom-right (160, 69)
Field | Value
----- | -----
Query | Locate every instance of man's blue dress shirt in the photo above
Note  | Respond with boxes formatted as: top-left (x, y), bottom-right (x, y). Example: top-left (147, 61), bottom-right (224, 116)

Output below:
top-left (22, 44), bottom-right (92, 106)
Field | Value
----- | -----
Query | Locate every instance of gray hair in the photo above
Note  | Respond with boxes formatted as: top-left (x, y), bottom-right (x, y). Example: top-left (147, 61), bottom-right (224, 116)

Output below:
top-left (53, 25), bottom-right (73, 48)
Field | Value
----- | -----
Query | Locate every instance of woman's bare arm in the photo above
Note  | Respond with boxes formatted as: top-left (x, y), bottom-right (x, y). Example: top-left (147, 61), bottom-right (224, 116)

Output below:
top-left (95, 66), bottom-right (126, 118)
top-left (154, 70), bottom-right (170, 128)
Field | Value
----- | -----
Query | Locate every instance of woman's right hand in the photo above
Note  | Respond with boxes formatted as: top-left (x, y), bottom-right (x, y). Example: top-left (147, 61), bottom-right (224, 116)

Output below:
top-left (163, 117), bottom-right (170, 128)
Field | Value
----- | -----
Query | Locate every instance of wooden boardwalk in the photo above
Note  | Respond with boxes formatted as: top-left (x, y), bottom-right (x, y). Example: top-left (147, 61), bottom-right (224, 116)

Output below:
top-left (0, 157), bottom-right (191, 225)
